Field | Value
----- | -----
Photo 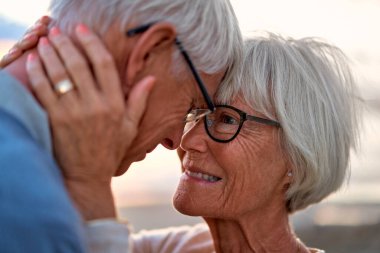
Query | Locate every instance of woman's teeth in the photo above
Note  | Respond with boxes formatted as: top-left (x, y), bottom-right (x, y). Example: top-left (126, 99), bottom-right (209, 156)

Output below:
top-left (186, 170), bottom-right (221, 182)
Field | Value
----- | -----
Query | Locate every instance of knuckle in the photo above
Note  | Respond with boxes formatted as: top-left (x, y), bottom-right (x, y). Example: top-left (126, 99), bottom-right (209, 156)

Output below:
top-left (95, 53), bottom-right (114, 69)
top-left (93, 103), bottom-right (123, 123)
top-left (54, 36), bottom-right (70, 48)
top-left (96, 105), bottom-right (111, 117)
top-left (50, 112), bottom-right (68, 126)
top-left (85, 103), bottom-right (109, 119)
top-left (81, 37), bottom-right (95, 49)
top-left (27, 65), bottom-right (38, 77)
top-left (66, 58), bottom-right (86, 71)
top-left (109, 103), bottom-right (124, 117)
top-left (38, 47), bottom-right (55, 59)
top-left (31, 77), bottom-right (46, 88)
top-left (41, 16), bottom-right (51, 25)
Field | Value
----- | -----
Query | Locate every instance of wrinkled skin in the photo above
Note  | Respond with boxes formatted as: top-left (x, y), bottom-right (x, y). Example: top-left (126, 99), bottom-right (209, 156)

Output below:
top-left (2, 18), bottom-right (224, 220)
top-left (175, 98), bottom-right (310, 252)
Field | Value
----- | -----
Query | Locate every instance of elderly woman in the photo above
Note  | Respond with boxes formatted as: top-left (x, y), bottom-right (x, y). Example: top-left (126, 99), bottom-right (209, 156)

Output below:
top-left (2, 29), bottom-right (359, 252)
top-left (170, 35), bottom-right (359, 252)
top-left (129, 35), bottom-right (359, 252)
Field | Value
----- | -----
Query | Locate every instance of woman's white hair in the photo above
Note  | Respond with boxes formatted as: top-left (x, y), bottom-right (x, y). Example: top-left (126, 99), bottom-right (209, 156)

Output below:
top-left (218, 33), bottom-right (361, 212)
top-left (49, 0), bottom-right (242, 86)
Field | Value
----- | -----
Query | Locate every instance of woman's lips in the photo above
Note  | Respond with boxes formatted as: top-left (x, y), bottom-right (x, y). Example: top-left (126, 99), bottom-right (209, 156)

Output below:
top-left (184, 169), bottom-right (222, 183)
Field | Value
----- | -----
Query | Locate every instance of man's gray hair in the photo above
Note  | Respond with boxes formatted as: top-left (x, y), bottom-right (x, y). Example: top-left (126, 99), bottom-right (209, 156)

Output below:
top-left (218, 33), bottom-right (361, 212)
top-left (49, 0), bottom-right (242, 86)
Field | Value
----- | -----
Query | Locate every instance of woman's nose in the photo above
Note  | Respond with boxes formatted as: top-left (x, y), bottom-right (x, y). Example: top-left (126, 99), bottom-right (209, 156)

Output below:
top-left (180, 118), bottom-right (208, 153)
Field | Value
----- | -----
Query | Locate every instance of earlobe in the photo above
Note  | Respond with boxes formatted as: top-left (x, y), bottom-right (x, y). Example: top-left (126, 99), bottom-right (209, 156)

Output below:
top-left (126, 22), bottom-right (177, 87)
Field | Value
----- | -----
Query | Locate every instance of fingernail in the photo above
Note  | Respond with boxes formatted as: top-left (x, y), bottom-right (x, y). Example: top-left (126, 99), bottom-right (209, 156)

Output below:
top-left (76, 24), bottom-right (89, 35)
top-left (41, 15), bottom-right (51, 23)
top-left (39, 37), bottom-right (49, 46)
top-left (50, 26), bottom-right (61, 36)
top-left (27, 53), bottom-right (37, 62)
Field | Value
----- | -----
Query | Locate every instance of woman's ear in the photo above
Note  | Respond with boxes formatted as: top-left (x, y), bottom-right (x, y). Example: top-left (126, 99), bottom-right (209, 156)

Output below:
top-left (282, 154), bottom-right (295, 187)
top-left (126, 22), bottom-right (176, 87)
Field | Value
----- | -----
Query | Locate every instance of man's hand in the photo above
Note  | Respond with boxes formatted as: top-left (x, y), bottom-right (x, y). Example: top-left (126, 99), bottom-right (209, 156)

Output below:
top-left (0, 16), bottom-right (50, 68)
top-left (26, 25), bottom-right (155, 220)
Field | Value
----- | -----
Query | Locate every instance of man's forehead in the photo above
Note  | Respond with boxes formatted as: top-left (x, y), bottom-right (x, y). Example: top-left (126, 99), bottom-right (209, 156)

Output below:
top-left (191, 96), bottom-right (209, 109)
top-left (191, 70), bottom-right (227, 108)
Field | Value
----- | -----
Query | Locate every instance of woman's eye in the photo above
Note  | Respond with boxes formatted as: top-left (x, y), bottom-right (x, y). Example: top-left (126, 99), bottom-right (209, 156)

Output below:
top-left (220, 114), bottom-right (239, 125)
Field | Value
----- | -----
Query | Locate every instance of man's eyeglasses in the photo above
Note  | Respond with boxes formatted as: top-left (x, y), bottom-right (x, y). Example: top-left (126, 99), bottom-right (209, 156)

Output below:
top-left (126, 22), bottom-right (215, 120)
top-left (185, 105), bottom-right (281, 143)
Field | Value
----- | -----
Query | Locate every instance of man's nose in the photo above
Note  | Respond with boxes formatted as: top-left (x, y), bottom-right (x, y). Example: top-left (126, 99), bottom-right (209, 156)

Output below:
top-left (161, 138), bottom-right (179, 150)
top-left (160, 124), bottom-right (184, 150)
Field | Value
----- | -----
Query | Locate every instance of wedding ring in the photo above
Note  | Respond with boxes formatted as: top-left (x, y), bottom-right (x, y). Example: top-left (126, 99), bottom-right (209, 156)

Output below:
top-left (54, 79), bottom-right (74, 96)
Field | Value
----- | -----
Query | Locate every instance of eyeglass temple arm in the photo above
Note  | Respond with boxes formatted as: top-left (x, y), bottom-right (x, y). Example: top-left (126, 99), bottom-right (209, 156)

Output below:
top-left (126, 23), bottom-right (215, 112)
top-left (175, 38), bottom-right (215, 112)
top-left (126, 23), bottom-right (155, 36)
top-left (246, 115), bottom-right (281, 127)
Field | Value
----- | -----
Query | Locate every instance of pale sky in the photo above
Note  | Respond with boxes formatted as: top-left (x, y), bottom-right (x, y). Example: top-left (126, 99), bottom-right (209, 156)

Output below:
top-left (0, 0), bottom-right (379, 207)
top-left (0, 0), bottom-right (50, 25)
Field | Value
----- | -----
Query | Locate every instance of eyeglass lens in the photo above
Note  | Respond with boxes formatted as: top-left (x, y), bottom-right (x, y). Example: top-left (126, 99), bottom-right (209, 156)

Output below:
top-left (185, 107), bottom-right (242, 142)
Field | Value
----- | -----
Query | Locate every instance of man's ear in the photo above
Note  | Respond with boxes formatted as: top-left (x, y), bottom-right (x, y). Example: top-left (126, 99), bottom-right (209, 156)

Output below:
top-left (126, 23), bottom-right (176, 86)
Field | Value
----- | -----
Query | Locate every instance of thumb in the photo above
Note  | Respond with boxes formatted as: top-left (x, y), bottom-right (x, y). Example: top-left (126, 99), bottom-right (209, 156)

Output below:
top-left (0, 49), bottom-right (22, 69)
top-left (125, 76), bottom-right (156, 125)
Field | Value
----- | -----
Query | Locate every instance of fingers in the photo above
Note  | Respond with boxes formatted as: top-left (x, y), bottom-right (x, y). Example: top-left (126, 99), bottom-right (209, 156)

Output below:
top-left (26, 52), bottom-right (58, 109)
top-left (75, 24), bottom-right (123, 104)
top-left (37, 37), bottom-right (79, 103)
top-left (47, 27), bottom-right (97, 99)
top-left (25, 15), bottom-right (51, 38)
top-left (0, 16), bottom-right (50, 68)
top-left (0, 33), bottom-right (39, 68)
top-left (22, 18), bottom-right (50, 48)
top-left (38, 16), bottom-right (52, 27)
top-left (17, 33), bottom-right (40, 50)
top-left (125, 76), bottom-right (156, 125)
top-left (38, 38), bottom-right (69, 84)
top-left (0, 49), bottom-right (23, 68)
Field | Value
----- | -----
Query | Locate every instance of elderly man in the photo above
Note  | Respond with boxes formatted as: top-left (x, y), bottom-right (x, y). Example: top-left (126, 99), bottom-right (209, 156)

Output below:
top-left (0, 0), bottom-right (242, 252)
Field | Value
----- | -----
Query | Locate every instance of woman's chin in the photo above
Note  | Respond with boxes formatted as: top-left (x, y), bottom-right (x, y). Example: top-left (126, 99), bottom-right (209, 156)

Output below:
top-left (173, 196), bottom-right (200, 217)
top-left (172, 172), bottom-right (223, 216)
top-left (172, 189), bottom-right (210, 217)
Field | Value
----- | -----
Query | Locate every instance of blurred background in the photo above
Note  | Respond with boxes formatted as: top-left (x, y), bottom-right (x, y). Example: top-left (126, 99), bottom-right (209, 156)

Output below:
top-left (0, 0), bottom-right (379, 252)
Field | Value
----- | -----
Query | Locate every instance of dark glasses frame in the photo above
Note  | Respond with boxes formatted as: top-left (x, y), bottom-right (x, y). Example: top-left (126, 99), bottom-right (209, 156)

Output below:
top-left (126, 22), bottom-right (215, 114)
top-left (202, 105), bottom-right (281, 143)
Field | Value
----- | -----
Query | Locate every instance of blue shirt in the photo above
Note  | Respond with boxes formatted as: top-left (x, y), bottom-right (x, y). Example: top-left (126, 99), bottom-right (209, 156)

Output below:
top-left (0, 71), bottom-right (87, 253)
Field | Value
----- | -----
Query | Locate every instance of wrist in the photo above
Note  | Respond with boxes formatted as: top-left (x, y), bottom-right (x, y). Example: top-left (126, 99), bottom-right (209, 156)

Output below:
top-left (65, 180), bottom-right (116, 221)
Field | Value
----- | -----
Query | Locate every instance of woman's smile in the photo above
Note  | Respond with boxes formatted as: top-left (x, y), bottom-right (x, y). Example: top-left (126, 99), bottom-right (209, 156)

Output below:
top-left (183, 169), bottom-right (222, 183)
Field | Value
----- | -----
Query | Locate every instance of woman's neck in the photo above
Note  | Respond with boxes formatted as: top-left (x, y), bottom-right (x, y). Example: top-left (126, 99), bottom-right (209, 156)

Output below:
top-left (204, 206), bottom-right (308, 253)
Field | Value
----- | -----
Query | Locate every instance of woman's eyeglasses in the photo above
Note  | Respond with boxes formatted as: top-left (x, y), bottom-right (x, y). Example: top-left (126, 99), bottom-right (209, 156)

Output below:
top-left (185, 105), bottom-right (281, 143)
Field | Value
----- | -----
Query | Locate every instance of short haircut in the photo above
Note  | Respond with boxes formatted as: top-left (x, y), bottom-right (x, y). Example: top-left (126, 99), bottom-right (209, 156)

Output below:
top-left (49, 0), bottom-right (243, 87)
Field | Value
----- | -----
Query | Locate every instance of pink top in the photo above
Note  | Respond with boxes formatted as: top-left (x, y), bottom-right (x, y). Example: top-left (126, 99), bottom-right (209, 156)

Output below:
top-left (86, 220), bottom-right (325, 253)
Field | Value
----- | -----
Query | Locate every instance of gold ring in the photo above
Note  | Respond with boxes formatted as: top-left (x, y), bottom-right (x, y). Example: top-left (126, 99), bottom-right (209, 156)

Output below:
top-left (54, 79), bottom-right (74, 96)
